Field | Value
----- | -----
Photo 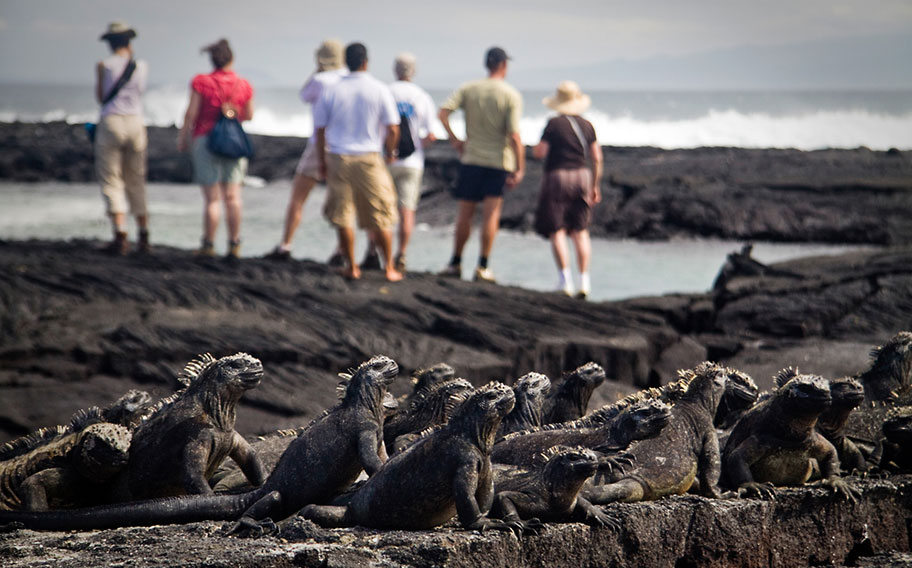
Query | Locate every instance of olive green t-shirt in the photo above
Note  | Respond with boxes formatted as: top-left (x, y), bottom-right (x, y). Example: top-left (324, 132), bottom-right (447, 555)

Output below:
top-left (441, 78), bottom-right (522, 171)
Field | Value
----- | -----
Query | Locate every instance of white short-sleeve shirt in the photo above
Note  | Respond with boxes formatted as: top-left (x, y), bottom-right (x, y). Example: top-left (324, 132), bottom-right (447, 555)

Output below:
top-left (388, 80), bottom-right (436, 170)
top-left (313, 71), bottom-right (400, 155)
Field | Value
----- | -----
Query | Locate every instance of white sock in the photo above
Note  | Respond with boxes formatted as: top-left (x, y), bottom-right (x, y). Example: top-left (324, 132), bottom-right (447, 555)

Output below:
top-left (558, 268), bottom-right (573, 293)
top-left (580, 272), bottom-right (591, 294)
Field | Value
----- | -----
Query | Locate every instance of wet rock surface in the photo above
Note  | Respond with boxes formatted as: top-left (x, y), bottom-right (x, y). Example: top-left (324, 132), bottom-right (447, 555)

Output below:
top-left (3, 121), bottom-right (911, 244)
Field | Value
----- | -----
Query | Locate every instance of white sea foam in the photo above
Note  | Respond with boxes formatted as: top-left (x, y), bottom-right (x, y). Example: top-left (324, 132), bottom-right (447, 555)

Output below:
top-left (4, 83), bottom-right (907, 150)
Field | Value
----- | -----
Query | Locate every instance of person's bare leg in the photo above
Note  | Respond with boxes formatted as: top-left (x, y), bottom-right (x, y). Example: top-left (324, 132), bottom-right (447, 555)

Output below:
top-left (280, 174), bottom-right (317, 248)
top-left (371, 228), bottom-right (403, 282)
top-left (223, 182), bottom-right (243, 244)
top-left (110, 212), bottom-right (126, 235)
top-left (452, 200), bottom-right (476, 260)
top-left (201, 184), bottom-right (221, 243)
top-left (550, 229), bottom-right (570, 271)
top-left (337, 226), bottom-right (360, 279)
top-left (397, 206), bottom-right (416, 260)
top-left (479, 196), bottom-right (504, 259)
top-left (570, 229), bottom-right (593, 296)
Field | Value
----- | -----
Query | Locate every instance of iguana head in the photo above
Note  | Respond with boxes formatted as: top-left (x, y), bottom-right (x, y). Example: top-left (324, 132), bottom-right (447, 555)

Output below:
top-left (883, 406), bottom-right (912, 445)
top-left (74, 423), bottom-right (133, 481)
top-left (341, 355), bottom-right (400, 410)
top-left (103, 389), bottom-right (155, 427)
top-left (451, 381), bottom-right (514, 451)
top-left (407, 377), bottom-right (474, 423)
top-left (183, 352), bottom-right (264, 395)
top-left (618, 398), bottom-right (672, 443)
top-left (861, 331), bottom-right (912, 401)
top-left (715, 367), bottom-right (759, 427)
top-left (774, 368), bottom-right (831, 413)
top-left (410, 362), bottom-right (456, 395)
top-left (682, 361), bottom-right (728, 411)
top-left (563, 362), bottom-right (606, 393)
top-left (829, 376), bottom-right (865, 410)
top-left (538, 446), bottom-right (600, 485)
top-left (514, 372), bottom-right (551, 400)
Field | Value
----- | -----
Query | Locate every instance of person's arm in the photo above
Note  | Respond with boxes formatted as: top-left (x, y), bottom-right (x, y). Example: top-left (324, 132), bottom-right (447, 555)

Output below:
top-left (384, 124), bottom-right (400, 164)
top-left (177, 90), bottom-right (201, 153)
top-left (438, 108), bottom-right (463, 155)
top-left (590, 140), bottom-right (603, 204)
top-left (95, 62), bottom-right (105, 104)
top-left (532, 140), bottom-right (549, 161)
top-left (316, 127), bottom-right (327, 180)
top-left (505, 131), bottom-right (525, 189)
top-left (239, 97), bottom-right (254, 122)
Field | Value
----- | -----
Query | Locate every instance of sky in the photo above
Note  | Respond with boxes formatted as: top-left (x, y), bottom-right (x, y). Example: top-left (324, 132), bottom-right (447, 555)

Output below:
top-left (1, 0), bottom-right (911, 90)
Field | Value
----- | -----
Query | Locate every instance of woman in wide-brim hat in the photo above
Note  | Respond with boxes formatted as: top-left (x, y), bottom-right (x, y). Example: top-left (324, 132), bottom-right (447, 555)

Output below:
top-left (532, 81), bottom-right (603, 299)
top-left (94, 20), bottom-right (150, 255)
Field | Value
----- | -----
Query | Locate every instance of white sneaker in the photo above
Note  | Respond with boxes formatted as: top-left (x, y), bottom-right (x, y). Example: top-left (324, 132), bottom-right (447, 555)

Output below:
top-left (558, 283), bottom-right (574, 296)
top-left (473, 267), bottom-right (496, 283)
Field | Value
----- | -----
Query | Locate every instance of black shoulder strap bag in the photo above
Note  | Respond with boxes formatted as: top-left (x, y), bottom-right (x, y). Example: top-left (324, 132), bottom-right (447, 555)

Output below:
top-left (86, 60), bottom-right (137, 143)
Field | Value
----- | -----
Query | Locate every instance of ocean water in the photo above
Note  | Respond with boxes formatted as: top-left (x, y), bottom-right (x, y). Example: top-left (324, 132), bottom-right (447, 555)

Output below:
top-left (1, 84), bottom-right (911, 150)
top-left (0, 181), bottom-right (869, 302)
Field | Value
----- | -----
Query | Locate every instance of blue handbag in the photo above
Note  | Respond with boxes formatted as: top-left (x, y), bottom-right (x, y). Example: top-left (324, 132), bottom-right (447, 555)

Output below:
top-left (207, 111), bottom-right (254, 159)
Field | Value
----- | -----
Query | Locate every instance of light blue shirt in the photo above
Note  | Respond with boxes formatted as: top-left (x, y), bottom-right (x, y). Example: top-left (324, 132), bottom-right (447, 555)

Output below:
top-left (313, 71), bottom-right (399, 155)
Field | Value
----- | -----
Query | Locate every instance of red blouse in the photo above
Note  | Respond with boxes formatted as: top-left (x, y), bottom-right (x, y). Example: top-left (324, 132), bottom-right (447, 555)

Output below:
top-left (190, 69), bottom-right (253, 137)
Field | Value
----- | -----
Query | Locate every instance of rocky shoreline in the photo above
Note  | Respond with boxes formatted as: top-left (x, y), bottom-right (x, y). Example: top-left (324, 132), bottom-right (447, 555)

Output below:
top-left (2, 121), bottom-right (911, 244)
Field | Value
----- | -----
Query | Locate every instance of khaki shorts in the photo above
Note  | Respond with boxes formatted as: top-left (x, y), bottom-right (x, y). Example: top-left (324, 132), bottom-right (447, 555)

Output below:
top-left (324, 153), bottom-right (399, 230)
top-left (95, 114), bottom-right (148, 216)
top-left (294, 139), bottom-right (323, 181)
top-left (192, 136), bottom-right (248, 186)
top-left (389, 165), bottom-right (423, 211)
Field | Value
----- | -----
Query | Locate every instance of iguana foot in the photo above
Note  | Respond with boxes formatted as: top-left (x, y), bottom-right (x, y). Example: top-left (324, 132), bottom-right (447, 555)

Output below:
top-left (517, 517), bottom-right (546, 535)
top-left (586, 508), bottom-right (621, 530)
top-left (226, 515), bottom-right (278, 538)
top-left (467, 515), bottom-right (523, 537)
top-left (820, 477), bottom-right (861, 503)
top-left (735, 481), bottom-right (776, 499)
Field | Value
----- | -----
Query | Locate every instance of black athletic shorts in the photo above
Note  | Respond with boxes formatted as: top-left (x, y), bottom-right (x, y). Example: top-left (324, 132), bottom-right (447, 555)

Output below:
top-left (450, 164), bottom-right (510, 202)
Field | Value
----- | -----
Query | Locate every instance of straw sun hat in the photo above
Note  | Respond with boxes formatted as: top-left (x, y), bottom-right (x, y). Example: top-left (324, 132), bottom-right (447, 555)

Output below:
top-left (100, 21), bottom-right (136, 41)
top-left (316, 39), bottom-right (344, 71)
top-left (543, 81), bottom-right (591, 115)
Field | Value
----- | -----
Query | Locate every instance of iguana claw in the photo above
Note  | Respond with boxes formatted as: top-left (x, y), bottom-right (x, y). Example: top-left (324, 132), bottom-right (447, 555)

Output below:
top-left (468, 516), bottom-right (521, 536)
top-left (226, 515), bottom-right (278, 538)
top-left (587, 509), bottom-right (621, 531)
top-left (736, 481), bottom-right (776, 500)
top-left (821, 477), bottom-right (860, 503)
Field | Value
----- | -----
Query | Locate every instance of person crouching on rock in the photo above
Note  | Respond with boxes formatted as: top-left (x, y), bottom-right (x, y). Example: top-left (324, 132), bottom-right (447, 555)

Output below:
top-left (532, 81), bottom-right (603, 299)
top-left (177, 38), bottom-right (254, 260)
top-left (94, 21), bottom-right (150, 255)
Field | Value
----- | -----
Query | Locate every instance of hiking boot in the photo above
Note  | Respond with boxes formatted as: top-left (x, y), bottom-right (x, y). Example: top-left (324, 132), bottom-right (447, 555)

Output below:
top-left (361, 250), bottom-right (382, 270)
top-left (439, 264), bottom-right (461, 279)
top-left (226, 240), bottom-right (242, 261)
top-left (194, 239), bottom-right (216, 258)
top-left (137, 230), bottom-right (151, 255)
top-left (394, 254), bottom-right (406, 273)
top-left (105, 231), bottom-right (129, 256)
top-left (327, 251), bottom-right (346, 267)
top-left (265, 246), bottom-right (291, 261)
top-left (473, 267), bottom-right (496, 283)
top-left (575, 290), bottom-right (589, 301)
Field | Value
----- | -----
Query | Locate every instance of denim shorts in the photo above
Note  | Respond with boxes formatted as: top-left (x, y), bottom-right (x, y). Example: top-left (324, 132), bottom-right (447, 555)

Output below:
top-left (192, 136), bottom-right (248, 185)
top-left (451, 164), bottom-right (509, 202)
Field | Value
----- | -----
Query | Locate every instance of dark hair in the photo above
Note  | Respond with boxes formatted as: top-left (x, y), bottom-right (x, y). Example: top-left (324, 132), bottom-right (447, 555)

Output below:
top-left (106, 34), bottom-right (131, 50)
top-left (202, 39), bottom-right (233, 69)
top-left (485, 46), bottom-right (510, 71)
top-left (345, 43), bottom-right (368, 72)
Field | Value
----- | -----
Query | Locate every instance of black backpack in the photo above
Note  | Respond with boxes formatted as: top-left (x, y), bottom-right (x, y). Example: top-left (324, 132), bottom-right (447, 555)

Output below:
top-left (397, 110), bottom-right (416, 159)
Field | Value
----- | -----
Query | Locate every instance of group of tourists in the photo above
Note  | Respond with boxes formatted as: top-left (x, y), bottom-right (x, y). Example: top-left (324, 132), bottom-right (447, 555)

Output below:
top-left (93, 21), bottom-right (603, 298)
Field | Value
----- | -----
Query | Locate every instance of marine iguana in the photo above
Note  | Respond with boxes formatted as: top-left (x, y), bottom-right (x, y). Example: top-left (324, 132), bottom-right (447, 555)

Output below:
top-left (0, 355), bottom-right (400, 534)
top-left (856, 331), bottom-right (912, 402)
top-left (300, 382), bottom-right (520, 532)
top-left (0, 422), bottom-right (132, 511)
top-left (406, 362), bottom-right (457, 401)
top-left (0, 389), bottom-right (152, 463)
top-left (492, 397), bottom-right (672, 469)
top-left (106, 352), bottom-right (267, 501)
top-left (713, 368), bottom-right (759, 432)
top-left (877, 406), bottom-right (912, 472)
top-left (543, 362), bottom-right (606, 424)
top-left (212, 388), bottom-right (402, 493)
top-left (584, 362), bottom-right (729, 504)
top-left (490, 446), bottom-right (619, 532)
top-left (498, 372), bottom-right (551, 438)
top-left (816, 376), bottom-right (867, 473)
top-left (383, 377), bottom-right (474, 456)
top-left (721, 368), bottom-right (858, 500)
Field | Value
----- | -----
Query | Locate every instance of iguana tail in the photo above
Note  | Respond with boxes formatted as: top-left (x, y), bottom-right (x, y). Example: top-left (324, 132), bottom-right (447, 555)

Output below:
top-left (0, 489), bottom-right (264, 531)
